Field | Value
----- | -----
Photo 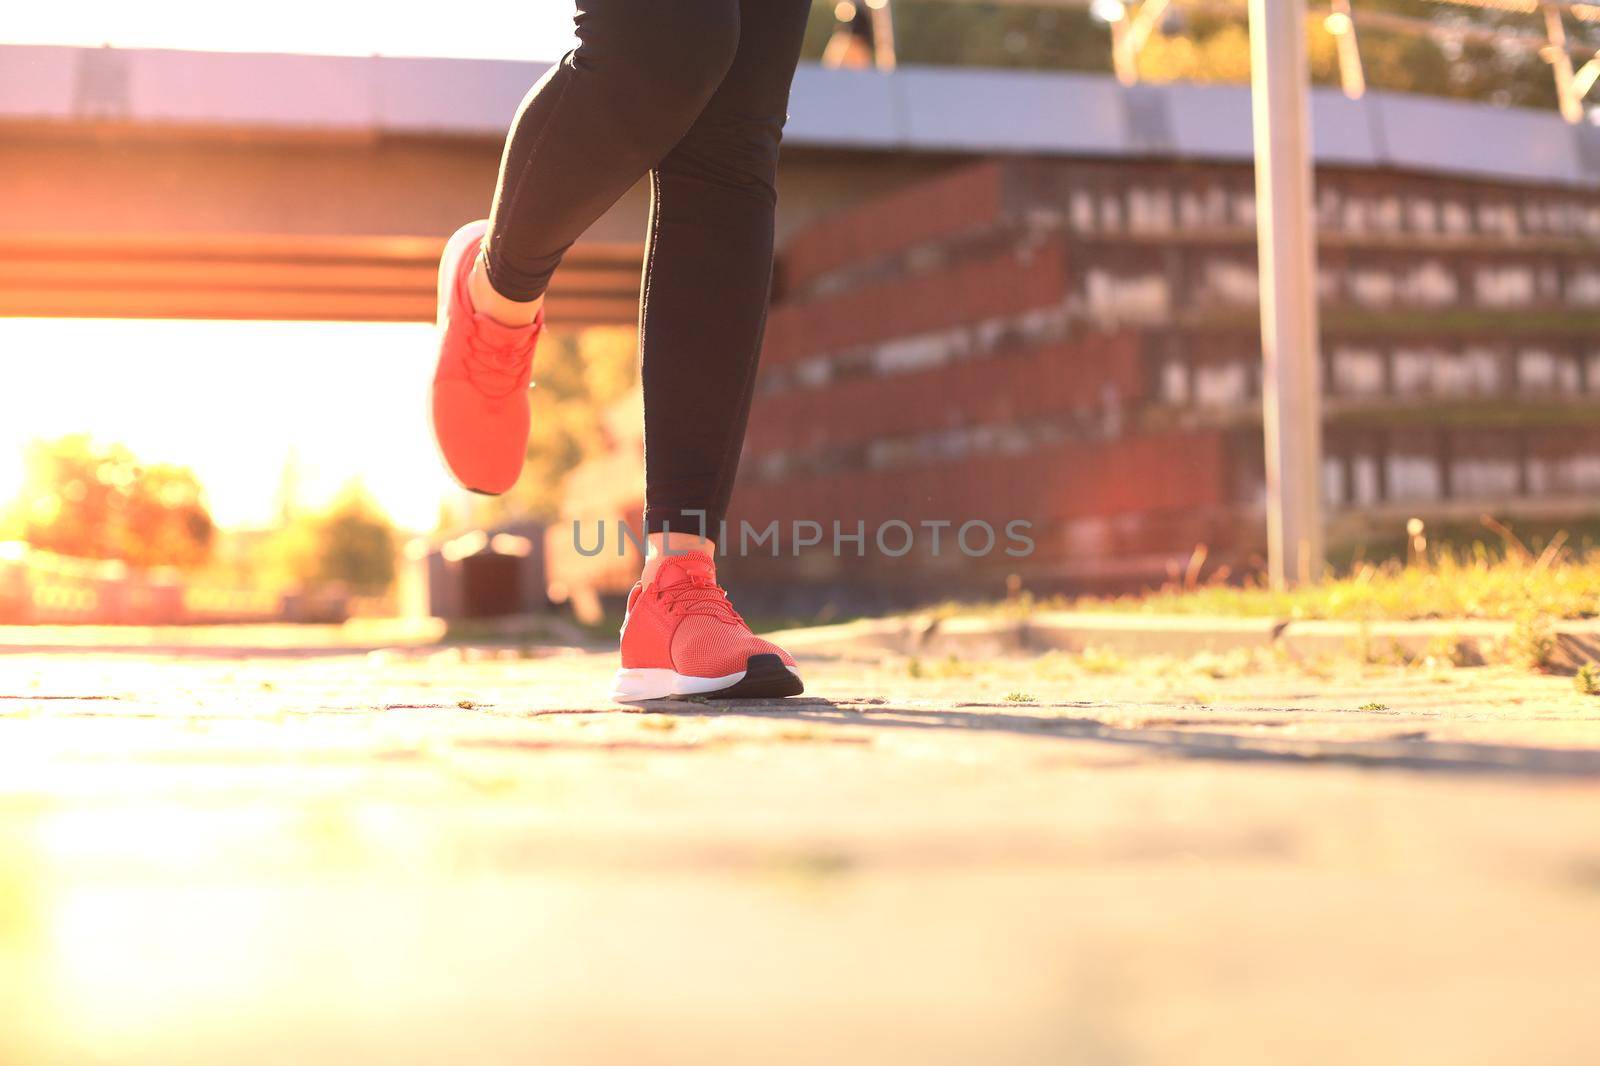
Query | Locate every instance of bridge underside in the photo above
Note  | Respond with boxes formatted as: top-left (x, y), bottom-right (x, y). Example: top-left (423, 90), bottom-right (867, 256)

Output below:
top-left (1, 232), bottom-right (644, 325)
top-left (0, 128), bottom-right (956, 329)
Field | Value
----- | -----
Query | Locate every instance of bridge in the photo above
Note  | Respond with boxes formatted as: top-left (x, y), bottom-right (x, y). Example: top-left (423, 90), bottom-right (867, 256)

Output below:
top-left (3, 44), bottom-right (1598, 328)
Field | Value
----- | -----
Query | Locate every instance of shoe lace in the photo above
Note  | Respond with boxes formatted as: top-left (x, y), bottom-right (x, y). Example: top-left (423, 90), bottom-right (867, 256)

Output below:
top-left (463, 325), bottom-right (540, 399)
top-left (654, 572), bottom-right (745, 625)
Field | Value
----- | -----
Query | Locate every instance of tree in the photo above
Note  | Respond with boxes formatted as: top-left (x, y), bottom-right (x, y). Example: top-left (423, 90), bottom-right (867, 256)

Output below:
top-left (8, 435), bottom-right (214, 569)
top-left (801, 0), bottom-right (1599, 110)
top-left (241, 478), bottom-right (400, 597)
top-left (311, 484), bottom-right (398, 595)
top-left (1137, 1), bottom-right (1581, 108)
top-left (804, 1), bottom-right (1113, 72)
top-left (473, 325), bottom-right (640, 528)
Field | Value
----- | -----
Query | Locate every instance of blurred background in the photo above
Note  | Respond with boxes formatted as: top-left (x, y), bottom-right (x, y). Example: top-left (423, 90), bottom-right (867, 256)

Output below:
top-left (2, 0), bottom-right (1599, 633)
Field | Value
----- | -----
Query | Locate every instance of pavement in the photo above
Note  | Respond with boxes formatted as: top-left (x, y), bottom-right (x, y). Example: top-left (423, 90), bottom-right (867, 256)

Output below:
top-left (3, 631), bottom-right (1600, 1065)
top-left (776, 608), bottom-right (1600, 672)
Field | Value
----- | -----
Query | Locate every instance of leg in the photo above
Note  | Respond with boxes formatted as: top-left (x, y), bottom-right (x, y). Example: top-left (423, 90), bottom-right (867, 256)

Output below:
top-left (639, 0), bottom-right (813, 548)
top-left (430, 0), bottom-right (744, 494)
top-left (477, 0), bottom-right (744, 318)
top-left (611, 0), bottom-right (811, 702)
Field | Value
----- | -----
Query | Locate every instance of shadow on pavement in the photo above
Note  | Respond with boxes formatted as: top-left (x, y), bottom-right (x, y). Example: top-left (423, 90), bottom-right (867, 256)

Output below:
top-left (653, 698), bottom-right (1600, 779)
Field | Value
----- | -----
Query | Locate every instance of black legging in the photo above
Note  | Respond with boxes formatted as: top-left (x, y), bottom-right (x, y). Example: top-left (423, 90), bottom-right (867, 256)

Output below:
top-left (482, 0), bottom-right (811, 538)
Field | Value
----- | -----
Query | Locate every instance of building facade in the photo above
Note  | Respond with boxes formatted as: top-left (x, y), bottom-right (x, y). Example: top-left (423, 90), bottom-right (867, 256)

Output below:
top-left (716, 156), bottom-right (1600, 608)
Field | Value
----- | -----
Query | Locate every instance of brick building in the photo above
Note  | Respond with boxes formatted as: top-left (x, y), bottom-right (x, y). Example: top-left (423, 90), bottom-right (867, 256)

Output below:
top-left (716, 155), bottom-right (1600, 608)
top-left (538, 77), bottom-right (1600, 614)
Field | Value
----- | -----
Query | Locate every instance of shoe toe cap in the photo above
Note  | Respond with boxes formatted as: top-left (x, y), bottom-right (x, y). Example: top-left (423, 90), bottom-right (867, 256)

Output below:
top-left (670, 617), bottom-right (797, 678)
top-left (430, 380), bottom-right (528, 494)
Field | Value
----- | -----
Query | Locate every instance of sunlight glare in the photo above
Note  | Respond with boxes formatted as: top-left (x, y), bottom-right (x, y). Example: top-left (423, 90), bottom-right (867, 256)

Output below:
top-left (0, 319), bottom-right (459, 532)
top-left (3, 0), bottom-right (577, 60)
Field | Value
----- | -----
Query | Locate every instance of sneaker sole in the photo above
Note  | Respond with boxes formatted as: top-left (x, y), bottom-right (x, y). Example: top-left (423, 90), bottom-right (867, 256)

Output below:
top-left (610, 653), bottom-right (804, 703)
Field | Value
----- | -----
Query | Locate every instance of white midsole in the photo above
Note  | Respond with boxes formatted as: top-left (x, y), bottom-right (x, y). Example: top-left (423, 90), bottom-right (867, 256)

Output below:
top-left (610, 665), bottom-right (800, 704)
top-left (436, 220), bottom-right (484, 330)
top-left (428, 221), bottom-right (491, 492)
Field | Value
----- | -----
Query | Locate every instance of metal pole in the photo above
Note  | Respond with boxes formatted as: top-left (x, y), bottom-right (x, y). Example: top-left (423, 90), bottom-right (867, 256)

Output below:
top-left (1575, 56), bottom-right (1600, 102)
top-left (868, 0), bottom-right (899, 72)
top-left (1542, 2), bottom-right (1585, 124)
top-left (1248, 0), bottom-right (1325, 587)
top-left (1114, 0), bottom-right (1173, 86)
top-left (1109, 13), bottom-right (1137, 85)
top-left (1327, 0), bottom-right (1367, 100)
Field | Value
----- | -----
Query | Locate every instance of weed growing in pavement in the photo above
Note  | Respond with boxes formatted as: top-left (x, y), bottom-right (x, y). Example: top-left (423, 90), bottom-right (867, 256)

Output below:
top-left (1186, 647), bottom-right (1273, 679)
top-left (905, 655), bottom-right (977, 680)
top-left (1359, 701), bottom-right (1389, 711)
top-left (1294, 654), bottom-right (1336, 681)
top-left (935, 655), bottom-right (977, 679)
top-left (1504, 612), bottom-right (1557, 672)
top-left (1576, 663), bottom-right (1600, 697)
top-left (1003, 692), bottom-right (1036, 703)
top-left (1030, 651), bottom-right (1080, 679)
top-left (1189, 650), bottom-right (1235, 679)
top-left (1425, 632), bottom-right (1476, 669)
top-left (1078, 646), bottom-right (1128, 675)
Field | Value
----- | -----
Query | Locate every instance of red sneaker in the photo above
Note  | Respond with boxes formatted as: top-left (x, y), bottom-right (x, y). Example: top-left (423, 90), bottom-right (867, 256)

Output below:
top-left (429, 219), bottom-right (543, 496)
top-left (611, 553), bottom-right (804, 703)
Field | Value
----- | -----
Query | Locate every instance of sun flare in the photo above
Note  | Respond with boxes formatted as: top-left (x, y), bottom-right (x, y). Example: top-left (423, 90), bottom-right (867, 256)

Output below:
top-left (0, 318), bottom-right (459, 533)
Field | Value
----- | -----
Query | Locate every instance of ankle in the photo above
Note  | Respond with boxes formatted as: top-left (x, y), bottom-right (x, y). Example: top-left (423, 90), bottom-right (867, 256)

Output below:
top-left (467, 252), bottom-right (543, 328)
top-left (640, 532), bottom-right (716, 587)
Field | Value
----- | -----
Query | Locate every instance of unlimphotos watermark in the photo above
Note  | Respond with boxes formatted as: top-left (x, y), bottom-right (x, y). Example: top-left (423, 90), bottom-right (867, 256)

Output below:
top-left (572, 515), bottom-right (1034, 559)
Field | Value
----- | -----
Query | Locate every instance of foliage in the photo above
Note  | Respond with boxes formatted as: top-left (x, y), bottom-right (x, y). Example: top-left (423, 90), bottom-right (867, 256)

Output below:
top-left (1505, 610), bottom-right (1558, 672)
top-left (474, 326), bottom-right (639, 527)
top-left (311, 486), bottom-right (397, 594)
top-left (801, 0), bottom-right (1599, 109)
top-left (7, 435), bottom-right (213, 569)
top-left (1141, 1), bottom-right (1575, 109)
top-left (210, 480), bottom-right (399, 596)
top-left (1078, 645), bottom-right (1130, 674)
top-left (1135, 14), bottom-right (1253, 85)
top-left (1097, 529), bottom-right (1600, 622)
top-left (805, 1), bottom-right (1113, 70)
top-left (1576, 663), bottom-right (1600, 697)
top-left (819, 1), bottom-right (1114, 70)
top-left (905, 654), bottom-right (977, 679)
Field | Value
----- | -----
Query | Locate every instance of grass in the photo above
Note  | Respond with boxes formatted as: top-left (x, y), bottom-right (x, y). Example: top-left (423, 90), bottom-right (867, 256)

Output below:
top-left (901, 524), bottom-right (1600, 628)
top-left (875, 522), bottom-right (1600, 678)
top-left (1506, 611), bottom-right (1558, 672)
top-left (1078, 646), bottom-right (1129, 674)
top-left (1097, 530), bottom-right (1600, 623)
top-left (906, 655), bottom-right (977, 680)
top-left (1577, 664), bottom-right (1600, 698)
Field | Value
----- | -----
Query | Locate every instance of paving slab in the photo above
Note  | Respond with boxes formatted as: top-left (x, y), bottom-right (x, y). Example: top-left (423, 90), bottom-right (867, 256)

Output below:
top-left (1, 636), bottom-right (1598, 1065)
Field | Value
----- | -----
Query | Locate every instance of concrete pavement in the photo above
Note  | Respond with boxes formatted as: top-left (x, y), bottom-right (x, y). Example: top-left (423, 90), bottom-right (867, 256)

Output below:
top-left (2, 636), bottom-right (1599, 1065)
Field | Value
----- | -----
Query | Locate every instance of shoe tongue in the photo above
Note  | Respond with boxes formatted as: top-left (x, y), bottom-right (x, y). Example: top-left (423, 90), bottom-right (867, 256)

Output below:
top-left (470, 311), bottom-right (536, 351)
top-left (657, 552), bottom-right (716, 588)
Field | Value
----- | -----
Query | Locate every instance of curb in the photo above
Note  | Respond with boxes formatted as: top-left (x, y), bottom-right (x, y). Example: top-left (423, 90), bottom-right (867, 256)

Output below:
top-left (766, 612), bottom-right (1600, 671)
